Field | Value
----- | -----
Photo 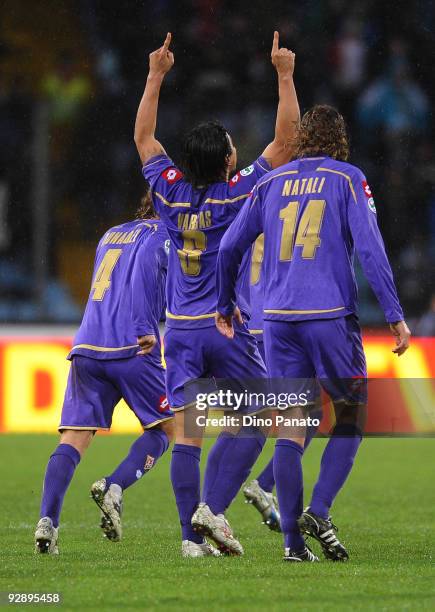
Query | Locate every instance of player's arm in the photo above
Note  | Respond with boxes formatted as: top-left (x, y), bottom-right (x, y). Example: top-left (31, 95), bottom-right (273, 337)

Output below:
top-left (216, 190), bottom-right (264, 338)
top-left (134, 33), bottom-right (174, 165)
top-left (347, 173), bottom-right (411, 356)
top-left (261, 31), bottom-right (300, 169)
top-left (131, 234), bottom-right (164, 355)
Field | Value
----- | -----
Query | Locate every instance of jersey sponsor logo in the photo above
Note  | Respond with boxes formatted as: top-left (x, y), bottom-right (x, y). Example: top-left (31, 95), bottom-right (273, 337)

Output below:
top-left (362, 180), bottom-right (372, 197)
top-left (159, 395), bottom-right (170, 413)
top-left (240, 165), bottom-right (254, 177)
top-left (229, 172), bottom-right (240, 187)
top-left (362, 180), bottom-right (376, 213)
top-left (162, 167), bottom-right (183, 184)
top-left (144, 455), bottom-right (155, 471)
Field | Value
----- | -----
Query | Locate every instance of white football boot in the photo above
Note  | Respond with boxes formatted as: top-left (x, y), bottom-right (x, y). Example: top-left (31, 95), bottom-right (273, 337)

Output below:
top-left (243, 479), bottom-right (281, 532)
top-left (34, 517), bottom-right (59, 555)
top-left (90, 478), bottom-right (123, 542)
top-left (181, 540), bottom-right (221, 558)
top-left (191, 503), bottom-right (244, 555)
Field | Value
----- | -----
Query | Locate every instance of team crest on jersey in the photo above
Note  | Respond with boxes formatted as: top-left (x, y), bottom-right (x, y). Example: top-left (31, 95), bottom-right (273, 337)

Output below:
top-left (162, 167), bottom-right (183, 184)
top-left (158, 395), bottom-right (170, 413)
top-left (362, 180), bottom-right (376, 213)
top-left (164, 239), bottom-right (171, 255)
top-left (240, 165), bottom-right (254, 177)
top-left (144, 455), bottom-right (155, 471)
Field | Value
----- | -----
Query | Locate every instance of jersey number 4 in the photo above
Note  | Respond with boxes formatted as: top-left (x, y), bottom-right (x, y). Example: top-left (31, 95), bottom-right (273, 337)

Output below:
top-left (177, 230), bottom-right (206, 276)
top-left (279, 199), bottom-right (326, 261)
top-left (91, 248), bottom-right (123, 301)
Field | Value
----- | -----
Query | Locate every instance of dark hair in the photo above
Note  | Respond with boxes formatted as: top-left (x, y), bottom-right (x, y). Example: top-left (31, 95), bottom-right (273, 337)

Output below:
top-left (294, 105), bottom-right (349, 161)
top-left (136, 182), bottom-right (157, 219)
top-left (180, 120), bottom-right (232, 188)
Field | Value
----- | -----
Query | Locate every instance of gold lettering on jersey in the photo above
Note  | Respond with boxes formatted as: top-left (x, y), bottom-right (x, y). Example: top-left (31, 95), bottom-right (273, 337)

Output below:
top-left (178, 211), bottom-right (212, 230)
top-left (306, 178), bottom-right (314, 194)
top-left (291, 179), bottom-right (300, 195)
top-left (281, 176), bottom-right (327, 197)
top-left (102, 228), bottom-right (142, 245)
top-left (282, 180), bottom-right (293, 196)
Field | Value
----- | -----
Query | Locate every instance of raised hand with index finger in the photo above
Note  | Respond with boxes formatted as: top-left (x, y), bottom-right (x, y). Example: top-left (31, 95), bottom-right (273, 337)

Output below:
top-left (149, 32), bottom-right (174, 77)
top-left (271, 30), bottom-right (295, 77)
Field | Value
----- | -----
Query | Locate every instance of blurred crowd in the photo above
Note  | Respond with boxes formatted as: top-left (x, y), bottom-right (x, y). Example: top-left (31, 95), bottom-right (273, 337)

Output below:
top-left (0, 0), bottom-right (434, 329)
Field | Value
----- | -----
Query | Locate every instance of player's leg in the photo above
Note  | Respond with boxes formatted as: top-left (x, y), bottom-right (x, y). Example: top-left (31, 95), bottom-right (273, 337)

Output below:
top-left (264, 320), bottom-right (319, 562)
top-left (101, 357), bottom-right (174, 492)
top-left (172, 410), bottom-right (220, 557)
top-left (90, 356), bottom-right (175, 542)
top-left (36, 356), bottom-right (119, 554)
top-left (244, 394), bottom-right (322, 532)
top-left (202, 322), bottom-right (269, 516)
top-left (102, 420), bottom-right (173, 492)
top-left (164, 328), bottom-right (220, 557)
top-left (298, 315), bottom-right (367, 561)
top-left (250, 405), bottom-right (321, 492)
top-left (244, 333), bottom-right (278, 508)
top-left (36, 429), bottom-right (95, 554)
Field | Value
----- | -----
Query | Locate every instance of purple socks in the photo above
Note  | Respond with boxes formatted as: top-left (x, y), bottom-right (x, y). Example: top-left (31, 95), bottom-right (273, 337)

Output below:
top-left (202, 432), bottom-right (233, 502)
top-left (40, 443), bottom-right (81, 528)
top-left (256, 409), bottom-right (322, 493)
top-left (105, 428), bottom-right (169, 491)
top-left (257, 458), bottom-right (275, 493)
top-left (204, 426), bottom-right (266, 515)
top-left (273, 439), bottom-right (305, 552)
top-left (310, 425), bottom-right (362, 519)
top-left (170, 444), bottom-right (203, 543)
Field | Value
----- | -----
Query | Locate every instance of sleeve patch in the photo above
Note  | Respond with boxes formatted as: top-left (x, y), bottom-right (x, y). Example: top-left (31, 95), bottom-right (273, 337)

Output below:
top-left (240, 165), bottom-right (254, 177)
top-left (362, 180), bottom-right (372, 198)
top-left (362, 180), bottom-right (376, 213)
top-left (161, 167), bottom-right (183, 184)
top-left (229, 172), bottom-right (241, 187)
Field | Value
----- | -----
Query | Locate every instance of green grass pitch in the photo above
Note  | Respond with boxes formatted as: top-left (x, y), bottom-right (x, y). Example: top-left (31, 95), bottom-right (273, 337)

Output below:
top-left (1, 435), bottom-right (435, 611)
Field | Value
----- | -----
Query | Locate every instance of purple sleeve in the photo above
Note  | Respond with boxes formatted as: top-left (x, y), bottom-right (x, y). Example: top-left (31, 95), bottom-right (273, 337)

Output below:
top-left (131, 232), bottom-right (165, 337)
top-left (347, 169), bottom-right (404, 323)
top-left (228, 157), bottom-right (271, 194)
top-left (142, 155), bottom-right (185, 216)
top-left (216, 188), bottom-right (264, 316)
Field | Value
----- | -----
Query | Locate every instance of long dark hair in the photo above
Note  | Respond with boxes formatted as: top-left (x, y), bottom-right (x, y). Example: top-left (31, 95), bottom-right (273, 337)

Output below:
top-left (294, 105), bottom-right (349, 161)
top-left (136, 182), bottom-right (157, 219)
top-left (180, 120), bottom-right (232, 188)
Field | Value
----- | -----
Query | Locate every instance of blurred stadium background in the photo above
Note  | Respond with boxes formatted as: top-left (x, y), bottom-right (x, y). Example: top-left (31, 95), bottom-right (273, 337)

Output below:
top-left (0, 0), bottom-right (433, 433)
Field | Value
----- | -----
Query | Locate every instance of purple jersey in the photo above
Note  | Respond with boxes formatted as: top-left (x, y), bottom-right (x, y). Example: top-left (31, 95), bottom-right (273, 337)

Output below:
top-left (247, 234), bottom-right (265, 334)
top-left (142, 154), bottom-right (271, 329)
top-left (217, 156), bottom-right (404, 324)
top-left (70, 219), bottom-right (168, 361)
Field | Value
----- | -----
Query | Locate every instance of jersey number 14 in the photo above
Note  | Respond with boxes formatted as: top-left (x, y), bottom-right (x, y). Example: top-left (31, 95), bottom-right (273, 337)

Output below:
top-left (279, 199), bottom-right (326, 261)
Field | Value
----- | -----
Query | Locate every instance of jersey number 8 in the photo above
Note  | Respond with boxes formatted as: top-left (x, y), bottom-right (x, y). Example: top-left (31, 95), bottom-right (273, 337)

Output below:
top-left (177, 230), bottom-right (207, 276)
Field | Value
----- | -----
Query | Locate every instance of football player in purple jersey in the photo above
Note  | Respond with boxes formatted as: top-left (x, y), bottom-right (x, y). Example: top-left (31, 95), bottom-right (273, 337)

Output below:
top-left (35, 192), bottom-right (175, 555)
top-left (216, 105), bottom-right (410, 561)
top-left (134, 32), bottom-right (300, 555)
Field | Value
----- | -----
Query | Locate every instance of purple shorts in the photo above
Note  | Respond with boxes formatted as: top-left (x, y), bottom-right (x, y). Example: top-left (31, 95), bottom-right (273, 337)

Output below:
top-left (252, 332), bottom-right (265, 363)
top-left (60, 355), bottom-right (173, 431)
top-left (164, 322), bottom-right (267, 410)
top-left (264, 315), bottom-right (367, 404)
